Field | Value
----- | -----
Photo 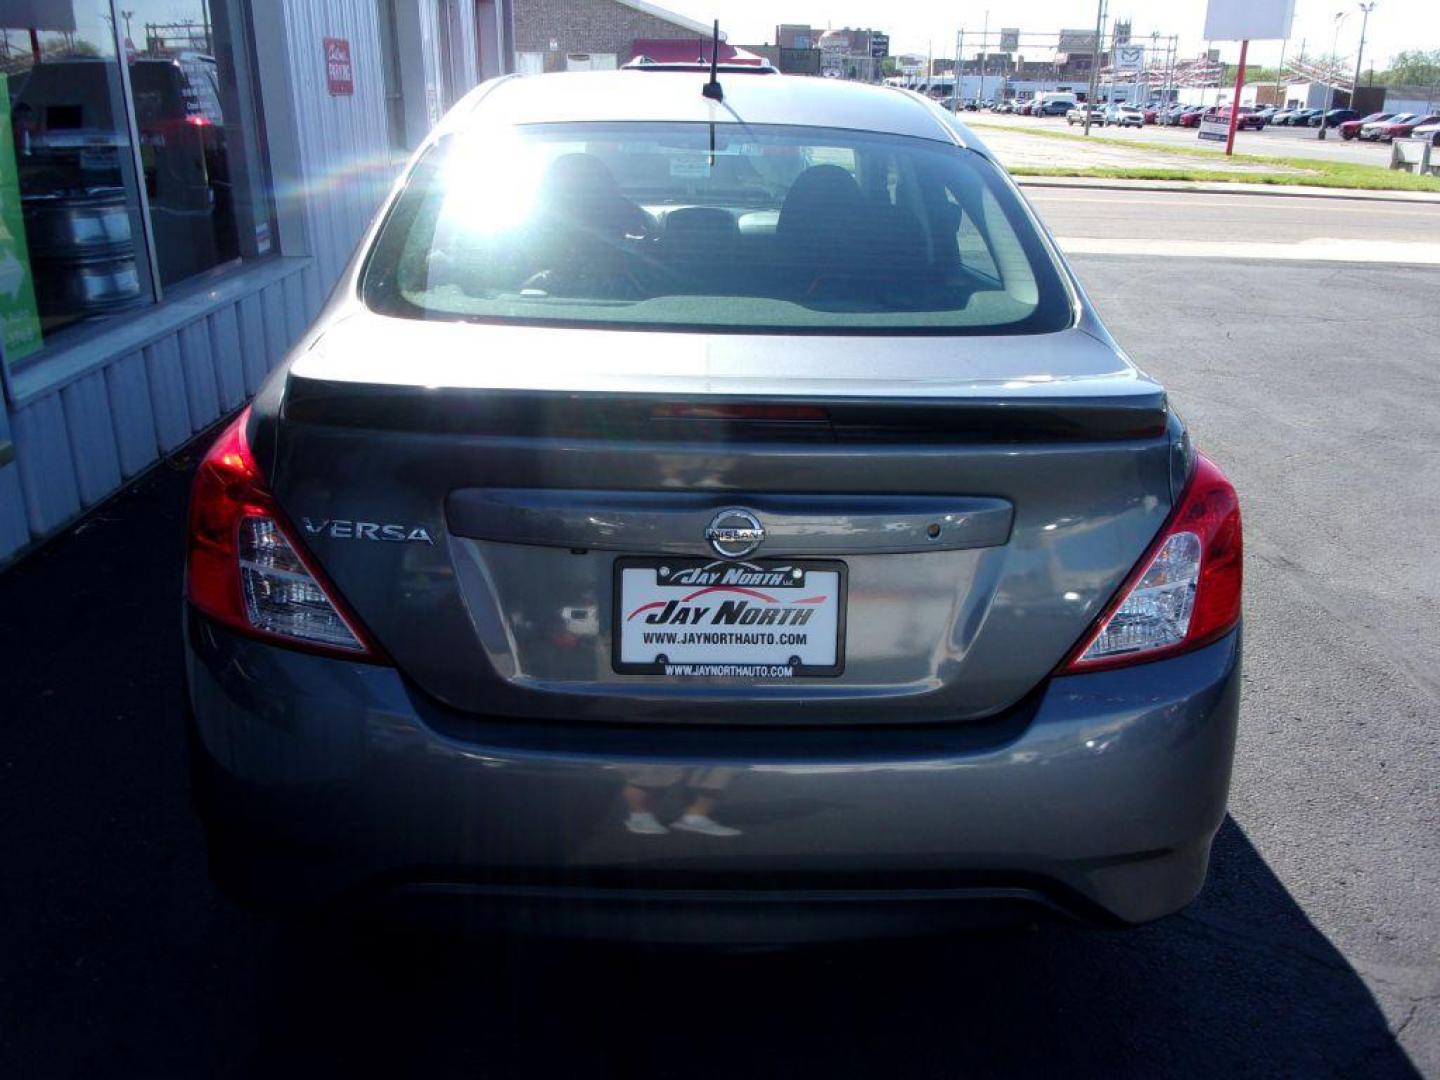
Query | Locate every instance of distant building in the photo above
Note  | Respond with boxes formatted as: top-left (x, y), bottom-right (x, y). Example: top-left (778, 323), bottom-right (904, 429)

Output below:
top-left (512, 0), bottom-right (717, 73)
top-left (745, 44), bottom-right (822, 76)
top-left (775, 24), bottom-right (814, 50)
top-left (770, 24), bottom-right (886, 81)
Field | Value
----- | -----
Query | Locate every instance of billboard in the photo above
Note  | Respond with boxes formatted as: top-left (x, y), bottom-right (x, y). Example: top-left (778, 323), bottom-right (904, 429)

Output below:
top-left (870, 33), bottom-right (889, 59)
top-left (1203, 0), bottom-right (1295, 41)
top-left (1057, 29), bottom-right (1097, 53)
top-left (1000, 28), bottom-right (1019, 52)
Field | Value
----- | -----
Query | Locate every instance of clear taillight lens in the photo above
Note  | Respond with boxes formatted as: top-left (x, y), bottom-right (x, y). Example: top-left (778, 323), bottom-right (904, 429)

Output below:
top-left (236, 516), bottom-right (365, 651)
top-left (1062, 453), bottom-right (1242, 673)
top-left (1075, 531), bottom-right (1200, 663)
top-left (187, 409), bottom-right (380, 660)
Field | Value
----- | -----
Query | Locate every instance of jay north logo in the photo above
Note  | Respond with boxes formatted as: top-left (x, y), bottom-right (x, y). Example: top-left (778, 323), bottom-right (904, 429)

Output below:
top-left (657, 562), bottom-right (802, 589)
top-left (629, 561), bottom-right (825, 628)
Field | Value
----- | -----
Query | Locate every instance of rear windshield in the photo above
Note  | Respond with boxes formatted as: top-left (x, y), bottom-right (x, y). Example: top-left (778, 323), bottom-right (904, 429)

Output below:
top-left (361, 122), bottom-right (1073, 334)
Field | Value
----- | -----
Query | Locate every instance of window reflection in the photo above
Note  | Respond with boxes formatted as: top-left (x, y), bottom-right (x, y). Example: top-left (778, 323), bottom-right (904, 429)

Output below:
top-left (128, 4), bottom-right (240, 285)
top-left (1, 0), bottom-right (273, 365)
top-left (3, 5), bottom-right (152, 352)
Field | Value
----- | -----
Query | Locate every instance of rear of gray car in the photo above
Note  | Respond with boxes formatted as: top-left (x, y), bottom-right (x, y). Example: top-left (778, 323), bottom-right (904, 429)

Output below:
top-left (184, 71), bottom-right (1242, 943)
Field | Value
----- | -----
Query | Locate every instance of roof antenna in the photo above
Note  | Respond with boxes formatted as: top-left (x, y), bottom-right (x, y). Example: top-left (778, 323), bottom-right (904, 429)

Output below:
top-left (702, 19), bottom-right (723, 102)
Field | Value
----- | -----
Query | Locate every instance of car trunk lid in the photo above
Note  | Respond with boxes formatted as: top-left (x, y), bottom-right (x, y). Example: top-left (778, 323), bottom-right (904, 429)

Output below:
top-left (259, 314), bottom-right (1173, 725)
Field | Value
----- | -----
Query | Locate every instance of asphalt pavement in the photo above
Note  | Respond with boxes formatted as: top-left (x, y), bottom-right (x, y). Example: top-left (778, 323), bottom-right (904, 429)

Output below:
top-left (0, 201), bottom-right (1437, 1077)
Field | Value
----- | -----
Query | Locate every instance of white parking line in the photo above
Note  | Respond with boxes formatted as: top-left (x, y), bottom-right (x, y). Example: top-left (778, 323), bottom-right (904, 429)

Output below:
top-left (1054, 236), bottom-right (1440, 264)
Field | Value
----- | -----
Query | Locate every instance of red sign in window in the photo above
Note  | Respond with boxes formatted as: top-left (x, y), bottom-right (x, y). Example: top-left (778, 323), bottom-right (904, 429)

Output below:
top-left (324, 37), bottom-right (354, 96)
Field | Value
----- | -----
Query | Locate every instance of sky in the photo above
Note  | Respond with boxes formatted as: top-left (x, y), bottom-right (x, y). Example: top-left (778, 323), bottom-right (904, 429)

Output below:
top-left (666, 0), bottom-right (1440, 73)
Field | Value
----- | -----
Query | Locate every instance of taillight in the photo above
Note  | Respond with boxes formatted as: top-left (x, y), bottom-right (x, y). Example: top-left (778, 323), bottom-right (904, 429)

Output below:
top-left (186, 408), bottom-right (382, 661)
top-left (1061, 452), bottom-right (1242, 673)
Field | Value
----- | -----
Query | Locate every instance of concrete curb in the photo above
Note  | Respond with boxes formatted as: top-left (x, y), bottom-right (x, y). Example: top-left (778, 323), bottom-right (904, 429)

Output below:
top-left (1014, 175), bottom-right (1440, 205)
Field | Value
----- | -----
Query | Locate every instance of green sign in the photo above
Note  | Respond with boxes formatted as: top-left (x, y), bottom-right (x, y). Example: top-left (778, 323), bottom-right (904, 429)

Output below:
top-left (0, 72), bottom-right (43, 364)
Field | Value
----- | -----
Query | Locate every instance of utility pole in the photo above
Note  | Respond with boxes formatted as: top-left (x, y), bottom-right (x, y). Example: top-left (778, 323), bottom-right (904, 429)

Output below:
top-left (1351, 2), bottom-right (1376, 107)
top-left (977, 10), bottom-right (989, 107)
top-left (1319, 12), bottom-right (1347, 139)
top-left (1275, 35), bottom-right (1287, 109)
top-left (954, 28), bottom-right (963, 109)
top-left (1083, 0), bottom-right (1106, 135)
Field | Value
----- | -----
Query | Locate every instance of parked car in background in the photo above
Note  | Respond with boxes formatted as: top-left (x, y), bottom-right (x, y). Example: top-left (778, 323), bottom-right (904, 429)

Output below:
top-left (1066, 104), bottom-right (1106, 126)
top-left (1286, 108), bottom-right (1322, 127)
top-left (1271, 107), bottom-right (1299, 125)
top-left (183, 69), bottom-right (1245, 942)
top-left (1362, 113), bottom-right (1417, 140)
top-left (1317, 108), bottom-right (1361, 128)
top-left (1105, 104), bottom-right (1144, 127)
top-left (1374, 114), bottom-right (1440, 141)
top-left (1034, 93), bottom-right (1077, 116)
top-left (1160, 103), bottom-right (1190, 126)
top-left (1142, 106), bottom-right (1158, 124)
top-left (1252, 106), bottom-right (1277, 125)
top-left (1204, 105), bottom-right (1266, 131)
top-left (1412, 120), bottom-right (1440, 145)
top-left (1340, 111), bottom-right (1393, 139)
top-left (1177, 105), bottom-right (1207, 128)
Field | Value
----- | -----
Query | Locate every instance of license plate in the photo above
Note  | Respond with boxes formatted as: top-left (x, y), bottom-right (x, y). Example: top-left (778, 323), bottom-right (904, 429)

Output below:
top-left (613, 558), bottom-right (845, 677)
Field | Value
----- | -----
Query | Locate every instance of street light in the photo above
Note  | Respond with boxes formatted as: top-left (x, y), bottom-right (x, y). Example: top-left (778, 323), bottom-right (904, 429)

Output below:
top-left (1317, 11), bottom-right (1348, 140)
top-left (1352, 3), bottom-right (1377, 101)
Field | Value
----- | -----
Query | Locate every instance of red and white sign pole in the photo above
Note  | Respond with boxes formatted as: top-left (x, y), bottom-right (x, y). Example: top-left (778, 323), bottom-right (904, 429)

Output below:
top-left (1223, 38), bottom-right (1248, 156)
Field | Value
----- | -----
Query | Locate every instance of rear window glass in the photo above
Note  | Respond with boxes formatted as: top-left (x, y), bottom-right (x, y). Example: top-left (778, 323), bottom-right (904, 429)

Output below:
top-left (361, 122), bottom-right (1073, 334)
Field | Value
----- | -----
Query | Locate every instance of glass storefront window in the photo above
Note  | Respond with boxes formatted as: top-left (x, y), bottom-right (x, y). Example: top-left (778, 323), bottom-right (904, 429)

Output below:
top-left (1, 0), bottom-right (273, 370)
top-left (2, 3), bottom-right (154, 361)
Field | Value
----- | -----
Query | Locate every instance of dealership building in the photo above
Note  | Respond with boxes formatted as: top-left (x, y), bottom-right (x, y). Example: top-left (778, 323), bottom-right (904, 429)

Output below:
top-left (0, 0), bottom-right (520, 565)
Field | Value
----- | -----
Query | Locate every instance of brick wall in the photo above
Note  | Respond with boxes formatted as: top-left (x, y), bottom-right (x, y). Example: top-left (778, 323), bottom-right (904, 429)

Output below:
top-left (514, 0), bottom-right (700, 72)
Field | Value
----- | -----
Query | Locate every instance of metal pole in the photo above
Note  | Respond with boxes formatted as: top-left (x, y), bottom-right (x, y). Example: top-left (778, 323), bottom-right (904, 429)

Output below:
top-left (954, 29), bottom-right (963, 110)
top-left (1319, 14), bottom-right (1346, 139)
top-left (977, 10), bottom-right (988, 107)
top-left (1223, 38), bottom-right (1249, 155)
top-left (1352, 3), bottom-right (1375, 105)
top-left (1275, 36), bottom-right (1286, 109)
top-left (1083, 0), bottom-right (1104, 135)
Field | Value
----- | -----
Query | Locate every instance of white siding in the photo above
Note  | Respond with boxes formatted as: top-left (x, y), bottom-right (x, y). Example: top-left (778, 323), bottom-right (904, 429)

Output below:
top-left (280, 0), bottom-right (397, 293)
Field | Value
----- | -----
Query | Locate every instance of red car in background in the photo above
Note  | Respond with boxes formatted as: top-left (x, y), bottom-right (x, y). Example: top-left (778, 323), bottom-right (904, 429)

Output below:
top-left (1339, 112), bottom-right (1393, 139)
top-left (1374, 114), bottom-right (1440, 141)
top-left (1142, 106), bottom-right (1159, 124)
top-left (1177, 105), bottom-right (1208, 127)
top-left (1204, 105), bottom-right (1267, 130)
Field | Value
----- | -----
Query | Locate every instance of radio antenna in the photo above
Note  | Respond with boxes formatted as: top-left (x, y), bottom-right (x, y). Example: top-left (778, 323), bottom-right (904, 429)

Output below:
top-left (702, 19), bottom-right (723, 101)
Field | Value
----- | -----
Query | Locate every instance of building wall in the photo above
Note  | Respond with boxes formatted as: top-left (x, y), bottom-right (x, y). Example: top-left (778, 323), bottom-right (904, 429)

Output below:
top-left (0, 0), bottom-right (494, 565)
top-left (514, 0), bottom-right (701, 72)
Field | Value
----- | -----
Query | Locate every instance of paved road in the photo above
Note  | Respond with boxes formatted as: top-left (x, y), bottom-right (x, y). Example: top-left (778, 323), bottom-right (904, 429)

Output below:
top-left (1, 219), bottom-right (1437, 1075)
top-left (1026, 185), bottom-right (1440, 243)
top-left (973, 111), bottom-right (1405, 167)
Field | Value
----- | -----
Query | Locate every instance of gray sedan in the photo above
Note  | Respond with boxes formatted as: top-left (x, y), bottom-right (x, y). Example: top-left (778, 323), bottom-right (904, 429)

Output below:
top-left (184, 67), bottom-right (1243, 944)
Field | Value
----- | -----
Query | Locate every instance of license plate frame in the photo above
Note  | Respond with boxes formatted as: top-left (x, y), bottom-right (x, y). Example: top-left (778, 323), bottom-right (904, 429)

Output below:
top-left (611, 557), bottom-right (847, 678)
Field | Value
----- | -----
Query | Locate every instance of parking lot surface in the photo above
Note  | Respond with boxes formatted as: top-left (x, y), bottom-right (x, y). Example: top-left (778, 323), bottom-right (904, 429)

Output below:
top-left (1, 217), bottom-right (1437, 1075)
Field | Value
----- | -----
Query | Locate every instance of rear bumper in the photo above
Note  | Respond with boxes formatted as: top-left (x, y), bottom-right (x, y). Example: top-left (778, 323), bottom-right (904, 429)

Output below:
top-left (185, 616), bottom-right (1241, 941)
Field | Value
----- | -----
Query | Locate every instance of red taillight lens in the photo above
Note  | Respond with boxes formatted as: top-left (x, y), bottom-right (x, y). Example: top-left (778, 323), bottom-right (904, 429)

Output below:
top-left (186, 409), bottom-right (382, 660)
top-left (1061, 452), bottom-right (1242, 673)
